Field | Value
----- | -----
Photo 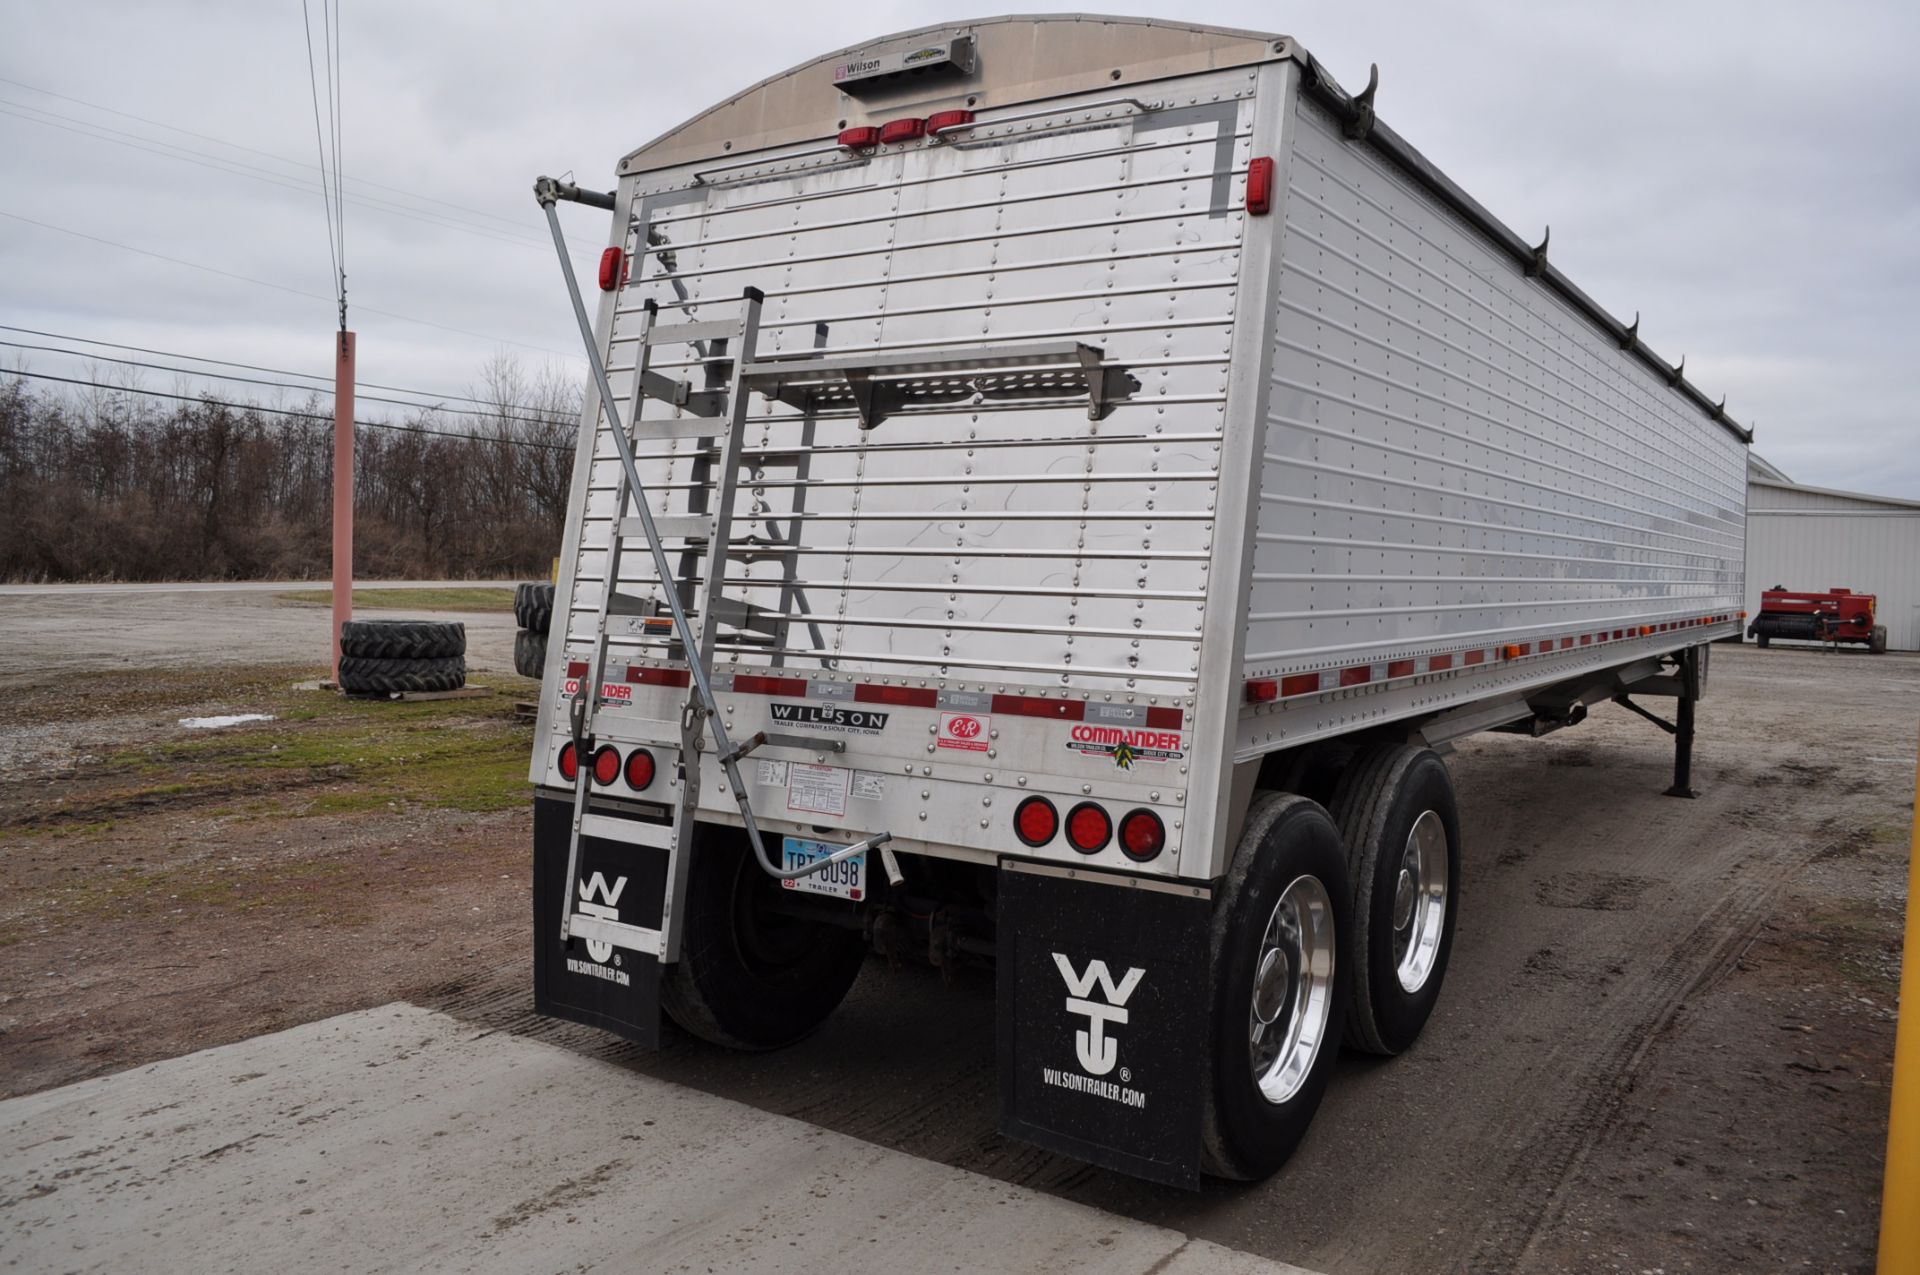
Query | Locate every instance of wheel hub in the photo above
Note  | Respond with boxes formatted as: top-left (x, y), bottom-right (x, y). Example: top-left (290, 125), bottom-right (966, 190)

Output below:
top-left (1392, 810), bottom-right (1449, 994)
top-left (1247, 875), bottom-right (1336, 1106)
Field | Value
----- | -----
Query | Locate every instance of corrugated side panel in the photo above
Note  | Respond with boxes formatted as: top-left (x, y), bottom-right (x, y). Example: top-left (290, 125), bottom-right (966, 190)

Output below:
top-left (567, 80), bottom-right (1258, 703)
top-left (1247, 97), bottom-right (1747, 684)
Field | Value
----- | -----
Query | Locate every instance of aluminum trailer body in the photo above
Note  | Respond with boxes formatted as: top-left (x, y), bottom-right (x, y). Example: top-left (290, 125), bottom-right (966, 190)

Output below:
top-left (526, 15), bottom-right (1750, 1187)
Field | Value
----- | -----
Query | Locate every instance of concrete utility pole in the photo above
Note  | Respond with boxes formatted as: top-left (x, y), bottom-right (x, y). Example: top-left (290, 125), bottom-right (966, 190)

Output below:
top-left (331, 329), bottom-right (355, 683)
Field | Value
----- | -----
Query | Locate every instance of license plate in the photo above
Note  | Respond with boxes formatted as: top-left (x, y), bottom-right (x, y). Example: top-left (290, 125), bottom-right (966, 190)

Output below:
top-left (781, 837), bottom-right (864, 901)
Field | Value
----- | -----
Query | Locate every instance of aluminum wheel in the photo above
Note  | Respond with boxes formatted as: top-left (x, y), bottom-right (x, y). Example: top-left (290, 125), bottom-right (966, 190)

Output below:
top-left (1248, 874), bottom-right (1337, 1105)
top-left (1393, 809), bottom-right (1448, 994)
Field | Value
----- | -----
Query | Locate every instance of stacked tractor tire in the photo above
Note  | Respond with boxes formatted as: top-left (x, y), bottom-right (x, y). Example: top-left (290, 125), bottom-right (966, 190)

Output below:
top-left (514, 583), bottom-right (554, 680)
top-left (336, 619), bottom-right (467, 694)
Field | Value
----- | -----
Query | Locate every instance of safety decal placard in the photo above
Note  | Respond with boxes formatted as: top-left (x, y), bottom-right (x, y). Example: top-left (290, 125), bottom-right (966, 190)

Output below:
top-left (786, 763), bottom-right (850, 817)
top-left (937, 712), bottom-right (990, 752)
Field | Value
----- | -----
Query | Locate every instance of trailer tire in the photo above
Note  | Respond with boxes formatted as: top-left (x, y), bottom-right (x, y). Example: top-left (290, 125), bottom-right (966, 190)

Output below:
top-left (1327, 743), bottom-right (1461, 1056)
top-left (1755, 632), bottom-right (1770, 649)
top-left (1200, 793), bottom-right (1351, 1180)
top-left (336, 655), bottom-right (466, 694)
top-left (339, 618), bottom-right (465, 660)
top-left (661, 827), bottom-right (866, 1051)
top-left (514, 583), bottom-right (554, 634)
top-left (1869, 625), bottom-right (1888, 655)
top-left (514, 629), bottom-right (548, 680)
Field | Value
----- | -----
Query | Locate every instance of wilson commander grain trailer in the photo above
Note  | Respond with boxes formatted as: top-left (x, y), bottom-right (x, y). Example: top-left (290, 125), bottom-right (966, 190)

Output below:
top-left (527, 16), bottom-right (1750, 1187)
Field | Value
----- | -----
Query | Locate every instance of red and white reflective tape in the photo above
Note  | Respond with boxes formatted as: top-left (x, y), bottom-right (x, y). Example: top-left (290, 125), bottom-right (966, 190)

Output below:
top-left (562, 661), bottom-right (1185, 730)
top-left (1245, 613), bottom-right (1737, 705)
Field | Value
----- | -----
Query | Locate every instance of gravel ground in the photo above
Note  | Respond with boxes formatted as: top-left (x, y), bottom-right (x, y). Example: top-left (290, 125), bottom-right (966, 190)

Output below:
top-left (0, 588), bottom-right (1910, 1275)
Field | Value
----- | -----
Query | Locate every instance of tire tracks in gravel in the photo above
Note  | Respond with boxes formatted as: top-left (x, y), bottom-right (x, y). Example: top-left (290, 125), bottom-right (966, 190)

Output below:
top-left (1463, 803), bottom-right (1855, 1274)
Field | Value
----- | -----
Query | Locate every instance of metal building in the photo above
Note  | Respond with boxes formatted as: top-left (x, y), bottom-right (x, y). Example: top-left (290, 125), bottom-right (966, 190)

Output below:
top-left (1746, 457), bottom-right (1920, 651)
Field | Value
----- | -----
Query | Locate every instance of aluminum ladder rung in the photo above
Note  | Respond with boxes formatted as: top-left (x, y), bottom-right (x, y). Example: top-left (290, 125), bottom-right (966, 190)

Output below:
top-left (564, 914), bottom-right (663, 957)
top-left (739, 340), bottom-right (1101, 385)
top-left (577, 811), bottom-right (678, 848)
top-left (647, 318), bottom-right (737, 344)
top-left (632, 415), bottom-right (732, 440)
top-left (617, 514), bottom-right (709, 541)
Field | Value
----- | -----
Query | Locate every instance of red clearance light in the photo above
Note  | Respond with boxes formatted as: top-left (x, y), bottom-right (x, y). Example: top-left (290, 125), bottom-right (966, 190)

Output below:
top-left (856, 684), bottom-right (939, 708)
top-left (598, 247), bottom-right (626, 292)
top-left (877, 117), bottom-right (926, 145)
top-left (1065, 802), bottom-right (1112, 854)
top-left (1247, 156), bottom-right (1276, 215)
top-left (557, 741), bottom-right (580, 782)
top-left (1245, 678), bottom-right (1278, 703)
top-left (926, 109), bottom-right (974, 134)
top-left (1118, 810), bottom-right (1165, 862)
top-left (837, 125), bottom-right (881, 150)
top-left (591, 745), bottom-right (621, 786)
top-left (624, 748), bottom-right (656, 792)
top-left (1014, 796), bottom-right (1058, 848)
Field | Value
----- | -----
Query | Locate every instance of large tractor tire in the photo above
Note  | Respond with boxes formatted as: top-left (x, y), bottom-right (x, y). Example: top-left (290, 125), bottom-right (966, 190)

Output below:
top-left (337, 655), bottom-right (466, 695)
top-left (1200, 792), bottom-right (1352, 1180)
top-left (339, 618), bottom-right (465, 660)
top-left (514, 583), bottom-right (555, 634)
top-left (1327, 743), bottom-right (1462, 1056)
top-left (514, 629), bottom-right (549, 680)
top-left (660, 826), bottom-right (867, 1051)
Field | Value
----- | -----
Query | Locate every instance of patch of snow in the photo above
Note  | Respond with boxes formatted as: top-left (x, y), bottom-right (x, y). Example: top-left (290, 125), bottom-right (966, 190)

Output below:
top-left (178, 714), bottom-right (276, 730)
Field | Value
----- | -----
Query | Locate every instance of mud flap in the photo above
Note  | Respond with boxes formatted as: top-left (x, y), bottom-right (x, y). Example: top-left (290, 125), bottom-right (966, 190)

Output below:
top-left (532, 791), bottom-right (664, 1045)
top-left (996, 860), bottom-right (1212, 1189)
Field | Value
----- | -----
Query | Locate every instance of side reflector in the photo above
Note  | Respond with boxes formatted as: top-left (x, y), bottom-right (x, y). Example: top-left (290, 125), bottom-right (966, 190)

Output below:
top-left (837, 125), bottom-right (881, 150)
top-left (627, 665), bottom-right (692, 688)
top-left (1247, 156), bottom-right (1276, 215)
top-left (1014, 796), bottom-right (1059, 848)
top-left (558, 741), bottom-right (579, 782)
top-left (591, 745), bottom-right (621, 786)
top-left (598, 247), bottom-right (625, 292)
top-left (1065, 802), bottom-right (1112, 854)
top-left (855, 684), bottom-right (939, 708)
top-left (877, 117), bottom-right (926, 145)
top-left (926, 109), bottom-right (974, 134)
top-left (731, 673), bottom-right (807, 697)
top-left (624, 748), bottom-right (656, 792)
top-left (1118, 810), bottom-right (1165, 862)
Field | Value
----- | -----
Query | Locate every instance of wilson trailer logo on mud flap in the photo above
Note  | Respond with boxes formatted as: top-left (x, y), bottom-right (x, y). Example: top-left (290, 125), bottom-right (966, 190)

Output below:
top-left (1067, 725), bottom-right (1186, 769)
top-left (769, 702), bottom-right (890, 735)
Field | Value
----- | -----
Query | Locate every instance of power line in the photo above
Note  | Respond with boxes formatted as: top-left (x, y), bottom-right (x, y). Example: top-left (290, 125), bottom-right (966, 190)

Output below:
top-left (1, 368), bottom-right (571, 451)
top-left (300, 0), bottom-right (342, 326)
top-left (0, 101), bottom-right (556, 252)
top-left (0, 209), bottom-right (585, 360)
top-left (0, 72), bottom-right (548, 235)
top-left (0, 338), bottom-right (577, 432)
top-left (0, 323), bottom-right (542, 410)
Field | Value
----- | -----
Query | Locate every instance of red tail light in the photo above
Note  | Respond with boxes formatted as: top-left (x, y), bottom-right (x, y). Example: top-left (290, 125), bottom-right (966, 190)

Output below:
top-left (837, 125), bottom-right (881, 150)
top-left (877, 117), bottom-right (926, 145)
top-left (557, 741), bottom-right (580, 781)
top-left (1065, 802), bottom-right (1112, 854)
top-left (926, 109), bottom-right (974, 135)
top-left (1247, 156), bottom-right (1275, 215)
top-left (1014, 796), bottom-right (1058, 848)
top-left (598, 247), bottom-right (626, 291)
top-left (591, 745), bottom-right (621, 786)
top-left (624, 748), bottom-right (656, 792)
top-left (1118, 810), bottom-right (1166, 862)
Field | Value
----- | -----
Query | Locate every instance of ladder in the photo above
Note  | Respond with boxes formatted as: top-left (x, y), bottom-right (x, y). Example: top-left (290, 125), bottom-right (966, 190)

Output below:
top-left (536, 182), bottom-right (893, 966)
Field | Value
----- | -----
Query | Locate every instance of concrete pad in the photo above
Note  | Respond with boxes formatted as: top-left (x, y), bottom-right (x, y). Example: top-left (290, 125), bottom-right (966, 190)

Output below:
top-left (0, 1004), bottom-right (1319, 1275)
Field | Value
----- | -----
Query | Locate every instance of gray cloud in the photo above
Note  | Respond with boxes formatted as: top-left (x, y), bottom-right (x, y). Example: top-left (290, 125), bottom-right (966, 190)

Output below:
top-left (3, 1), bottom-right (1915, 494)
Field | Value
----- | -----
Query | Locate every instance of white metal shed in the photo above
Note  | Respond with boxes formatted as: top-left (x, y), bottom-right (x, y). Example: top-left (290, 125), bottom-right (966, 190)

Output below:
top-left (1746, 463), bottom-right (1920, 651)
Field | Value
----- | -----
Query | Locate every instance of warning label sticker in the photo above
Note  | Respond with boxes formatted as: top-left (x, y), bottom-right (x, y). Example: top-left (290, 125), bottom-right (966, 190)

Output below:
top-left (937, 712), bottom-right (990, 753)
top-left (787, 763), bottom-right (851, 817)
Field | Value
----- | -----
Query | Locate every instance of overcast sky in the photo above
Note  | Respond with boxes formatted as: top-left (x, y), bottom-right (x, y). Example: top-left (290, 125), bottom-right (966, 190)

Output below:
top-left (3, 1), bottom-right (1916, 496)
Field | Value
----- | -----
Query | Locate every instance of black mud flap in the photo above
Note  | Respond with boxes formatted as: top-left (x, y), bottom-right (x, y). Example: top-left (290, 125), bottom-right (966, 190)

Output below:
top-left (532, 791), bottom-right (664, 1045)
top-left (997, 860), bottom-right (1212, 1189)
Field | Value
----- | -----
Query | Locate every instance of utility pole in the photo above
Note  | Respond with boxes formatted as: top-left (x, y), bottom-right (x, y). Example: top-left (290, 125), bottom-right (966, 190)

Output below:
top-left (331, 327), bottom-right (354, 683)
